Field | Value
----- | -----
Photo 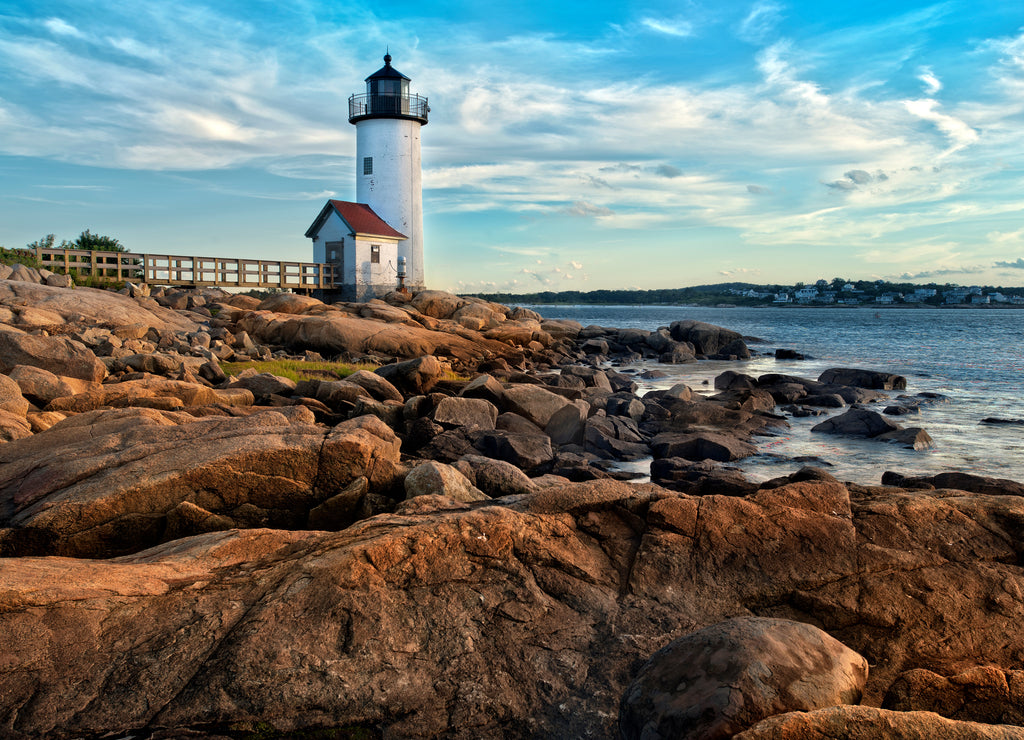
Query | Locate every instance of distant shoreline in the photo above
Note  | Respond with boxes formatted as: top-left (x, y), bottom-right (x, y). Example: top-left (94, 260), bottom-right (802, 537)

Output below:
top-left (510, 301), bottom-right (1024, 310)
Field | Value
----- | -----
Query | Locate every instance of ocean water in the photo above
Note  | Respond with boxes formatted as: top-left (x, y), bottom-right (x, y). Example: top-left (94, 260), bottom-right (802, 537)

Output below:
top-left (526, 305), bottom-right (1024, 486)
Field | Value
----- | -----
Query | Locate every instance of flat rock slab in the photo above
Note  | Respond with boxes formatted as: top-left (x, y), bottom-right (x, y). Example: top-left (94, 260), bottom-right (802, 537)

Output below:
top-left (734, 705), bottom-right (1024, 739)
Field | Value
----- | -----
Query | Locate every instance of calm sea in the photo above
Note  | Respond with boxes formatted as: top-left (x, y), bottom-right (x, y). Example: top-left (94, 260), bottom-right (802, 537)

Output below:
top-left (525, 305), bottom-right (1024, 486)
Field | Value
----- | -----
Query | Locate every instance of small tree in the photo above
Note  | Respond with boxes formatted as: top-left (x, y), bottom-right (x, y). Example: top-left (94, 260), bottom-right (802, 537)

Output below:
top-left (72, 229), bottom-right (125, 252)
top-left (26, 234), bottom-right (74, 250)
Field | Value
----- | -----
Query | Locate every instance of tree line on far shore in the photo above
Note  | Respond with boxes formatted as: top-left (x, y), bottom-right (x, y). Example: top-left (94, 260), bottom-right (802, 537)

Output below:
top-left (469, 279), bottom-right (1024, 307)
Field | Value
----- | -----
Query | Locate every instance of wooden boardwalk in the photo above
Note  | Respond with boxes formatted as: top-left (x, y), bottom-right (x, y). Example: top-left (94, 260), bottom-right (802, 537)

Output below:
top-left (31, 247), bottom-right (336, 292)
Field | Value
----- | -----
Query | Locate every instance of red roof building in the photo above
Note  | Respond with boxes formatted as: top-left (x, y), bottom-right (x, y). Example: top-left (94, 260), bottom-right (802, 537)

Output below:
top-left (306, 199), bottom-right (407, 301)
top-left (304, 200), bottom-right (407, 240)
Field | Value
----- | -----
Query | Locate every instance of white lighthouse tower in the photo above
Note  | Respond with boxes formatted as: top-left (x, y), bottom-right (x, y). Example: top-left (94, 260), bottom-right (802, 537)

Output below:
top-left (348, 53), bottom-right (428, 291)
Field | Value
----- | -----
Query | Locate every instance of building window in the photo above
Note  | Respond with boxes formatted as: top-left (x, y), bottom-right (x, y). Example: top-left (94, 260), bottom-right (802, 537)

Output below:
top-left (363, 157), bottom-right (373, 175)
top-left (370, 245), bottom-right (380, 264)
top-left (325, 240), bottom-right (343, 263)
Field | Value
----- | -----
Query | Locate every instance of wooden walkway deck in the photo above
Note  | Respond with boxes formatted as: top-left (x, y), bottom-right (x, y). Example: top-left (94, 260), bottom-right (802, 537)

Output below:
top-left (32, 248), bottom-right (336, 292)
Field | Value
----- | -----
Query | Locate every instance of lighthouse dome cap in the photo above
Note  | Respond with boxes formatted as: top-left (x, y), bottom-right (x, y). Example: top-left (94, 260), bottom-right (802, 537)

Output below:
top-left (365, 52), bottom-right (411, 82)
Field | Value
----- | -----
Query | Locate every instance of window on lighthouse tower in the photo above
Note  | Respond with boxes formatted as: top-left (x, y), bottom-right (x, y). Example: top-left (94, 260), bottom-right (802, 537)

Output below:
top-left (363, 157), bottom-right (373, 175)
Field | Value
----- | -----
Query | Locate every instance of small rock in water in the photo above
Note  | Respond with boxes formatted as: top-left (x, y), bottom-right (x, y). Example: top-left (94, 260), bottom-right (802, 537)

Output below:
top-left (981, 417), bottom-right (1024, 425)
top-left (774, 348), bottom-right (805, 360)
top-left (884, 405), bottom-right (920, 416)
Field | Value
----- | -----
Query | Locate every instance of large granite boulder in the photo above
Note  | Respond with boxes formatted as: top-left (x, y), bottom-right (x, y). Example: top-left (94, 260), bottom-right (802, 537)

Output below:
top-left (0, 408), bottom-right (401, 558)
top-left (410, 290), bottom-right (467, 319)
top-left (256, 292), bottom-right (324, 314)
top-left (620, 617), bottom-right (868, 740)
top-left (236, 311), bottom-right (509, 363)
top-left (0, 332), bottom-right (107, 382)
top-left (0, 281), bottom-right (198, 333)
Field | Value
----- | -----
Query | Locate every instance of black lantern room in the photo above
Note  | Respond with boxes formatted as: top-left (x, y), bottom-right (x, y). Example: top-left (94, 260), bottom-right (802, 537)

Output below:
top-left (348, 53), bottom-right (429, 125)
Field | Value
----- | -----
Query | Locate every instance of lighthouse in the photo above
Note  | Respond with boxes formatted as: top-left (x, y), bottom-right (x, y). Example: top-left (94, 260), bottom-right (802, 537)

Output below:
top-left (305, 53), bottom-right (428, 301)
top-left (349, 53), bottom-right (428, 291)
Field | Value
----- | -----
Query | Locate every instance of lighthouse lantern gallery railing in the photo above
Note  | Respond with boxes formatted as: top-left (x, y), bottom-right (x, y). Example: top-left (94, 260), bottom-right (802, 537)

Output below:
top-left (348, 93), bottom-right (429, 122)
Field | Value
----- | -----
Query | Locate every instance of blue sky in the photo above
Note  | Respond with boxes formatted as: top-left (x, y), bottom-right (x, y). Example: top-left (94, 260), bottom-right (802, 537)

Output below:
top-left (1, 1), bottom-right (1023, 293)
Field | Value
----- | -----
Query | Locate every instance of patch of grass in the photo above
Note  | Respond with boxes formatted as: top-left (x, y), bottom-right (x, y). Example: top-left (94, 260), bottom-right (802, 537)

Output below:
top-left (0, 247), bottom-right (44, 269)
top-left (221, 359), bottom-right (378, 383)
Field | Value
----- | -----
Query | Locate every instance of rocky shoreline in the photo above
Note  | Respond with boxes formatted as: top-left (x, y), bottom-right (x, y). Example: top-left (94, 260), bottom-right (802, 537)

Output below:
top-left (2, 268), bottom-right (1024, 739)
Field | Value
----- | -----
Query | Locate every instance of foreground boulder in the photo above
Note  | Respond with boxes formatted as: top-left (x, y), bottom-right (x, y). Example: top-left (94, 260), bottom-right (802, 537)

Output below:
top-left (620, 617), bottom-right (868, 740)
top-left (4, 477), bottom-right (1024, 737)
top-left (0, 408), bottom-right (401, 557)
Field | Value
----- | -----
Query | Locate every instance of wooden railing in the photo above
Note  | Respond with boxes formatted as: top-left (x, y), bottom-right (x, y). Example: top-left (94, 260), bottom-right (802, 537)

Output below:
top-left (32, 248), bottom-right (337, 291)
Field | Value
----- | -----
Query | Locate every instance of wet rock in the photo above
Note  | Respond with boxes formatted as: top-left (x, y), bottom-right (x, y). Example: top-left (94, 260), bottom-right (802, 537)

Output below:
top-left (800, 393), bottom-right (846, 408)
top-left (775, 348), bottom-right (805, 360)
top-left (880, 471), bottom-right (1024, 497)
top-left (885, 404), bottom-right (920, 416)
top-left (620, 617), bottom-right (868, 740)
top-left (669, 319), bottom-right (744, 356)
top-left (650, 431), bottom-right (757, 462)
top-left (711, 337), bottom-right (751, 360)
top-left (715, 370), bottom-right (758, 391)
top-left (876, 427), bottom-right (934, 450)
top-left (818, 367), bottom-right (907, 390)
top-left (811, 408), bottom-right (901, 438)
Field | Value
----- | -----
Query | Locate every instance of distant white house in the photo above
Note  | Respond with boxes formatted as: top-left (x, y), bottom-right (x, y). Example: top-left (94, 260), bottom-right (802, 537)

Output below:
top-left (773, 292), bottom-right (792, 303)
top-left (305, 200), bottom-right (407, 301)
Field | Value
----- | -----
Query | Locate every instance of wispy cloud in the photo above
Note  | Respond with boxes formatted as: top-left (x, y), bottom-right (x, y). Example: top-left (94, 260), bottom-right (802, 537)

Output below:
top-left (42, 17), bottom-right (84, 38)
top-left (738, 2), bottom-right (783, 43)
top-left (640, 17), bottom-right (694, 38)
